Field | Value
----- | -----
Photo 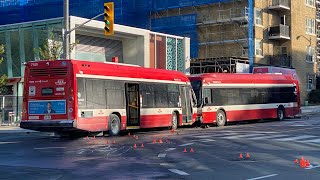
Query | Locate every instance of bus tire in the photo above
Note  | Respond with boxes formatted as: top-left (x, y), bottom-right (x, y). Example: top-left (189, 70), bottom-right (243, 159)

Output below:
top-left (277, 107), bottom-right (285, 121)
top-left (216, 110), bottom-right (226, 127)
top-left (109, 114), bottom-right (121, 136)
top-left (171, 112), bottom-right (178, 130)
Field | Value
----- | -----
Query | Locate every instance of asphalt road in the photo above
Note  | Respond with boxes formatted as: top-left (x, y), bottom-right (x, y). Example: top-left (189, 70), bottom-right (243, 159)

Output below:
top-left (0, 113), bottom-right (320, 180)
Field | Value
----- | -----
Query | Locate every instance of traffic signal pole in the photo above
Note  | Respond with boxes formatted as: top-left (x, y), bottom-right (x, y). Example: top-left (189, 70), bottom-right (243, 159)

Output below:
top-left (62, 1), bottom-right (113, 59)
top-left (63, 0), bottom-right (69, 59)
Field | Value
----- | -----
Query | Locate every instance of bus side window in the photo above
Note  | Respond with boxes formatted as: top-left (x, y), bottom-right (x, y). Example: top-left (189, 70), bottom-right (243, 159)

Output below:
top-left (203, 88), bottom-right (211, 105)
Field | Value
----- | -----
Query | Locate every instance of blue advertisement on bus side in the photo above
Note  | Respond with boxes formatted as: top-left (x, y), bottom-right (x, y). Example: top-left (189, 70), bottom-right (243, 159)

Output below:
top-left (28, 100), bottom-right (66, 115)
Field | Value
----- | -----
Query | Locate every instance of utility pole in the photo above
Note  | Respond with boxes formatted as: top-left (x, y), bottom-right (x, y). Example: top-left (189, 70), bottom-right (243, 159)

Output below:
top-left (63, 0), bottom-right (69, 59)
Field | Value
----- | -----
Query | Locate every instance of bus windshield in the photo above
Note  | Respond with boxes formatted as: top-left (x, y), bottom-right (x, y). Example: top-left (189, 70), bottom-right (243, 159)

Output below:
top-left (191, 80), bottom-right (202, 107)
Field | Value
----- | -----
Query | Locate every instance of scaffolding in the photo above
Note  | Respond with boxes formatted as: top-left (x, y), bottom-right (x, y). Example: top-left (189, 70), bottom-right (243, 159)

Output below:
top-left (190, 56), bottom-right (249, 74)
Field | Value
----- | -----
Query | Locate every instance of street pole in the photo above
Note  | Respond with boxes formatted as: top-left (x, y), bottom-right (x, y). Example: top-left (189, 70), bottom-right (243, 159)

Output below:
top-left (63, 0), bottom-right (69, 59)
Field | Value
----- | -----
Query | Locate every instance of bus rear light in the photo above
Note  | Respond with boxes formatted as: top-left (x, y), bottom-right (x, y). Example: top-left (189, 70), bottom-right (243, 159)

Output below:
top-left (69, 108), bottom-right (73, 112)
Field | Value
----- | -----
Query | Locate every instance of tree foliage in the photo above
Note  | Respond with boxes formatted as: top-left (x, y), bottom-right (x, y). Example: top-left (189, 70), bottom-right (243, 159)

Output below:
top-left (0, 44), bottom-right (7, 93)
top-left (36, 32), bottom-right (78, 60)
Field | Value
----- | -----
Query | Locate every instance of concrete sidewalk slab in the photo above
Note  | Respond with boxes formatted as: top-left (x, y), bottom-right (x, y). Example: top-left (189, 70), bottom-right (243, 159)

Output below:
top-left (0, 126), bottom-right (38, 134)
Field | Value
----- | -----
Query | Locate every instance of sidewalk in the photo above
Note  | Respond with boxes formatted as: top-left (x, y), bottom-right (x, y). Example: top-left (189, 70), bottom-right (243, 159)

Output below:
top-left (301, 105), bottom-right (320, 114)
top-left (0, 125), bottom-right (37, 134)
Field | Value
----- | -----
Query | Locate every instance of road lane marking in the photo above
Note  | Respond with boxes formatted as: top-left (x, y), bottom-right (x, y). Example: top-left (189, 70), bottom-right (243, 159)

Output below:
top-left (34, 147), bottom-right (66, 150)
top-left (179, 143), bottom-right (194, 147)
top-left (275, 135), bottom-right (317, 141)
top-left (158, 153), bottom-right (166, 158)
top-left (165, 148), bottom-right (176, 152)
top-left (198, 139), bottom-right (216, 142)
top-left (246, 174), bottom-right (278, 180)
top-left (306, 165), bottom-right (320, 170)
top-left (304, 139), bottom-right (320, 143)
top-left (194, 133), bottom-right (238, 138)
top-left (249, 134), bottom-right (289, 140)
top-left (223, 134), bottom-right (265, 139)
top-left (0, 142), bottom-right (18, 145)
top-left (168, 169), bottom-right (189, 176)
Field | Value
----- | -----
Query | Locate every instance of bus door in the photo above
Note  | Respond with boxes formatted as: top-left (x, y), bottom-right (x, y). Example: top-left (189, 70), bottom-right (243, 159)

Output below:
top-left (179, 86), bottom-right (193, 123)
top-left (125, 83), bottom-right (140, 128)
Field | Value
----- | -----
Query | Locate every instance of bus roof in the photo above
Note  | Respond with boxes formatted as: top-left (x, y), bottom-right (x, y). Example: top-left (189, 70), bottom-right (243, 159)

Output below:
top-left (188, 73), bottom-right (297, 85)
top-left (26, 60), bottom-right (189, 83)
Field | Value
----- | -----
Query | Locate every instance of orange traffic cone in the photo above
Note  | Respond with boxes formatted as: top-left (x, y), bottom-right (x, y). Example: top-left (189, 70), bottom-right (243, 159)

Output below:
top-left (300, 159), bottom-right (307, 168)
top-left (294, 159), bottom-right (299, 164)
top-left (133, 144), bottom-right (137, 149)
top-left (85, 136), bottom-right (89, 140)
top-left (190, 148), bottom-right (194, 153)
top-left (152, 139), bottom-right (156, 144)
top-left (159, 139), bottom-right (163, 144)
top-left (135, 136), bottom-right (139, 140)
top-left (245, 153), bottom-right (250, 159)
top-left (128, 132), bottom-right (131, 136)
top-left (183, 148), bottom-right (187, 153)
top-left (93, 136), bottom-right (96, 139)
top-left (165, 139), bottom-right (169, 143)
top-left (171, 129), bottom-right (175, 133)
top-left (113, 140), bottom-right (117, 144)
top-left (141, 144), bottom-right (144, 148)
top-left (306, 160), bottom-right (310, 167)
top-left (106, 140), bottom-right (109, 144)
top-left (239, 153), bottom-right (243, 159)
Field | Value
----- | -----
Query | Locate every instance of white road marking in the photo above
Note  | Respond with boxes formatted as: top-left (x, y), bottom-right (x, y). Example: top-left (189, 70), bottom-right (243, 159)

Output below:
top-left (158, 153), bottom-right (166, 158)
top-left (246, 174), bottom-right (278, 180)
top-left (249, 134), bottom-right (289, 140)
top-left (194, 133), bottom-right (238, 138)
top-left (306, 164), bottom-right (320, 170)
top-left (34, 147), bottom-right (66, 150)
top-left (165, 148), bottom-right (176, 152)
top-left (0, 142), bottom-right (18, 145)
top-left (198, 139), bottom-right (216, 142)
top-left (160, 163), bottom-right (170, 166)
top-left (223, 134), bottom-right (265, 139)
top-left (168, 169), bottom-right (189, 176)
top-left (179, 143), bottom-right (194, 147)
top-left (303, 139), bottom-right (320, 143)
top-left (276, 135), bottom-right (317, 141)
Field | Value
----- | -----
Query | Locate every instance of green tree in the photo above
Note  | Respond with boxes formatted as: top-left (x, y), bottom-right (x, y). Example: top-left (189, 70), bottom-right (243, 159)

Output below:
top-left (36, 32), bottom-right (78, 60)
top-left (0, 44), bottom-right (7, 93)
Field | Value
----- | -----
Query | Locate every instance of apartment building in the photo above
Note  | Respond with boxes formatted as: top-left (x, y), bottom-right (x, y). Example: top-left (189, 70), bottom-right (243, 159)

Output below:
top-left (151, 0), bottom-right (318, 102)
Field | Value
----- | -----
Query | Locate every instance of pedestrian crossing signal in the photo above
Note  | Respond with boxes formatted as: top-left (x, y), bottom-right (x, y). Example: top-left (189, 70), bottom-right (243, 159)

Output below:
top-left (104, 2), bottom-right (114, 36)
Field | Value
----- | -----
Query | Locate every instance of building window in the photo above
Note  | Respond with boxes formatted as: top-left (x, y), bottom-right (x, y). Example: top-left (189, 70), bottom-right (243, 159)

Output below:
top-left (255, 39), bottom-right (263, 56)
top-left (307, 74), bottom-right (315, 91)
top-left (306, 46), bottom-right (316, 63)
top-left (306, 18), bottom-right (315, 34)
top-left (305, 0), bottom-right (315, 7)
top-left (242, 46), bottom-right (249, 57)
top-left (254, 8), bottom-right (263, 26)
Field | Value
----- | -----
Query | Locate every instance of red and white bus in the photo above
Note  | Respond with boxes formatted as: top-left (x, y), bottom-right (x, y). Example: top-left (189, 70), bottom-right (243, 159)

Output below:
top-left (20, 60), bottom-right (197, 136)
top-left (189, 73), bottom-right (301, 126)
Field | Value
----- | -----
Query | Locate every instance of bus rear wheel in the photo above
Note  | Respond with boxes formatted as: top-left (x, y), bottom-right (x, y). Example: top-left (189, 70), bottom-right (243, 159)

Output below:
top-left (171, 112), bottom-right (178, 130)
top-left (216, 110), bottom-right (226, 127)
top-left (109, 114), bottom-right (121, 136)
top-left (277, 107), bottom-right (285, 121)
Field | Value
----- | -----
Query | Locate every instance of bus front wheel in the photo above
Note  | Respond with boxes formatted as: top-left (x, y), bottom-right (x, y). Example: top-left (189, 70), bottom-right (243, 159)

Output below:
top-left (216, 110), bottom-right (226, 127)
top-left (171, 112), bottom-right (178, 130)
top-left (109, 114), bottom-right (121, 136)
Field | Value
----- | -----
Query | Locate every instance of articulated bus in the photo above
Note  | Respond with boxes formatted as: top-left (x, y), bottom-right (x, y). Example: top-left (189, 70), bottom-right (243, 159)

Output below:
top-left (20, 60), bottom-right (197, 136)
top-left (189, 73), bottom-right (301, 126)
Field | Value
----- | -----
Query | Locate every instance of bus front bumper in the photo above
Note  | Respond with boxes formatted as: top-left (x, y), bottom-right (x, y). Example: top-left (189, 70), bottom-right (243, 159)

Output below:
top-left (20, 120), bottom-right (76, 132)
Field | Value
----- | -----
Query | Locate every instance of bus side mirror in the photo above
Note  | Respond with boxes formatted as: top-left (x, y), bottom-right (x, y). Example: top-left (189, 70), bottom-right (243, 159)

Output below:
top-left (204, 97), bottom-right (209, 105)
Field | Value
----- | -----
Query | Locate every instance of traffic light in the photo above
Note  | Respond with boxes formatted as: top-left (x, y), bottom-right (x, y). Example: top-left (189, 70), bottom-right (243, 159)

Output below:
top-left (104, 2), bottom-right (114, 36)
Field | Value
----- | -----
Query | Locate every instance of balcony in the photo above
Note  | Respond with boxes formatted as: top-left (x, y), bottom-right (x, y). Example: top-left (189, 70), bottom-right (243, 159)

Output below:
top-left (268, 0), bottom-right (290, 11)
top-left (269, 55), bottom-right (292, 68)
top-left (268, 25), bottom-right (290, 40)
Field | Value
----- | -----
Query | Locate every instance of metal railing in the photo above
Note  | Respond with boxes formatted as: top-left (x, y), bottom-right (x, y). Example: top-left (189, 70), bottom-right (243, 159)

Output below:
top-left (269, 55), bottom-right (292, 67)
top-left (271, 0), bottom-right (290, 8)
top-left (269, 24), bottom-right (290, 38)
top-left (0, 95), bottom-right (22, 125)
